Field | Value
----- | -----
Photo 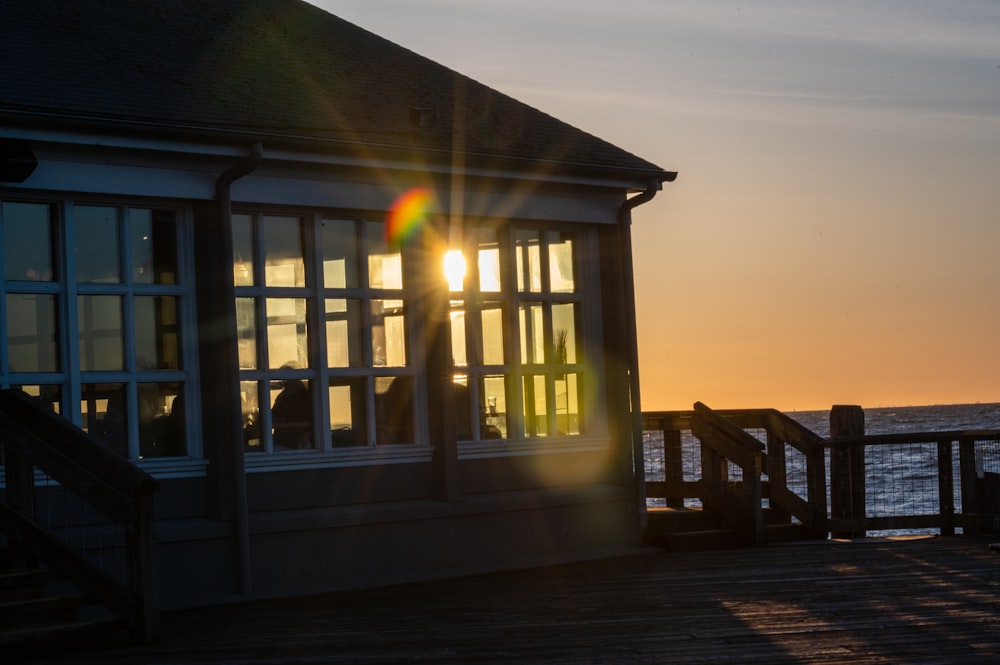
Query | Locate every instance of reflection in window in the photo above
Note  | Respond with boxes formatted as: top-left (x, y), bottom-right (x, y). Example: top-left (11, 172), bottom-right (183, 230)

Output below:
top-left (135, 296), bottom-right (179, 370)
top-left (263, 215), bottom-right (305, 287)
top-left (270, 377), bottom-right (313, 450)
top-left (3, 202), bottom-right (56, 282)
top-left (324, 299), bottom-right (362, 367)
top-left (321, 219), bottom-right (359, 289)
top-left (6, 294), bottom-right (59, 372)
top-left (76, 206), bottom-right (121, 283)
top-left (19, 384), bottom-right (62, 414)
top-left (233, 213), bottom-right (255, 286)
top-left (236, 297), bottom-right (258, 369)
top-left (78, 295), bottom-right (124, 371)
top-left (130, 208), bottom-right (177, 284)
top-left (82, 382), bottom-right (128, 457)
top-left (371, 299), bottom-right (406, 367)
top-left (138, 383), bottom-right (185, 457)
top-left (266, 297), bottom-right (308, 370)
top-left (548, 233), bottom-right (575, 293)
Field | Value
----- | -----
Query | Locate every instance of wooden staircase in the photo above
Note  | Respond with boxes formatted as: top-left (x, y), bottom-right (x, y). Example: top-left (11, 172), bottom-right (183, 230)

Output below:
top-left (0, 551), bottom-right (126, 648)
top-left (643, 506), bottom-right (818, 552)
top-left (0, 389), bottom-right (160, 649)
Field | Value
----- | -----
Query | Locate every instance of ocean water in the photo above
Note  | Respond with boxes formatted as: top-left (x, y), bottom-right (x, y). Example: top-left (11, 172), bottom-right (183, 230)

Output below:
top-left (786, 402), bottom-right (1000, 438)
top-left (644, 402), bottom-right (1000, 535)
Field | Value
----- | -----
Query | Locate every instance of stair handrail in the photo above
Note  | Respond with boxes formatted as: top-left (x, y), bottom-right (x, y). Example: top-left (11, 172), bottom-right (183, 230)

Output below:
top-left (690, 402), bottom-right (766, 545)
top-left (0, 388), bottom-right (159, 643)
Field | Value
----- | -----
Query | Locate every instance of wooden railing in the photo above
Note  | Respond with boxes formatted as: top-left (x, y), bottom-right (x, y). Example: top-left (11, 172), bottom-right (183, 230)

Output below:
top-left (642, 403), bottom-right (1000, 541)
top-left (644, 402), bottom-right (827, 543)
top-left (825, 430), bottom-right (1000, 537)
top-left (0, 388), bottom-right (160, 643)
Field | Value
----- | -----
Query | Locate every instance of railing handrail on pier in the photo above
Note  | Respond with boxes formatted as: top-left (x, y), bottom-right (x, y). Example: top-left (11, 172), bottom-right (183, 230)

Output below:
top-left (0, 388), bottom-right (160, 643)
top-left (642, 404), bottom-right (1000, 542)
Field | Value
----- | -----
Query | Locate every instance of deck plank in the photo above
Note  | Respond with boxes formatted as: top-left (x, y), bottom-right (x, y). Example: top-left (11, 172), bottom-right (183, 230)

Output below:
top-left (12, 536), bottom-right (1000, 664)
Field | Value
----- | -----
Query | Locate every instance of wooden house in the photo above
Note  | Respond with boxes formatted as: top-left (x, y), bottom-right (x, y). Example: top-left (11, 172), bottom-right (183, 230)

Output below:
top-left (0, 0), bottom-right (676, 613)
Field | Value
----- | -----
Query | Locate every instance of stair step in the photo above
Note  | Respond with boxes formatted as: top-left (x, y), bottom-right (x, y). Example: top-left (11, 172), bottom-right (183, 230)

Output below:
top-left (0, 570), bottom-right (50, 602)
top-left (0, 595), bottom-right (88, 629)
top-left (0, 617), bottom-right (125, 648)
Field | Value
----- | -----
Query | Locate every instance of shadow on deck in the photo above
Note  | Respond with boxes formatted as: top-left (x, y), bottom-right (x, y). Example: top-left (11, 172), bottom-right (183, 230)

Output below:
top-left (12, 536), bottom-right (1000, 665)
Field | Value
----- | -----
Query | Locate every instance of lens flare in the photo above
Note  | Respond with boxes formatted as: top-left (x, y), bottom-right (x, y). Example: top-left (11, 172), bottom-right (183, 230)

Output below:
top-left (386, 187), bottom-right (436, 248)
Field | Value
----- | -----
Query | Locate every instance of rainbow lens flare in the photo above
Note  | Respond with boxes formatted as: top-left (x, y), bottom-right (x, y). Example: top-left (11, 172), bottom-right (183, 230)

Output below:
top-left (386, 187), bottom-right (436, 248)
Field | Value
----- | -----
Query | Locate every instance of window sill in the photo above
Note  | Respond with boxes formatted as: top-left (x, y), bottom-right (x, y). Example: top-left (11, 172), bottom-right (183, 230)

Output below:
top-left (244, 444), bottom-right (435, 473)
top-left (458, 436), bottom-right (611, 460)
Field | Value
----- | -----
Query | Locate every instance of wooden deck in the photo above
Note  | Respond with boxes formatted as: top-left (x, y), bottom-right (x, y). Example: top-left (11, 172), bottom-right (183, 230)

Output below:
top-left (13, 536), bottom-right (1000, 664)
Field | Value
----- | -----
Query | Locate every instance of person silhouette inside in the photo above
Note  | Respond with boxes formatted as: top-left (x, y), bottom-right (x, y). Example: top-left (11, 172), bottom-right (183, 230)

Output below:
top-left (271, 364), bottom-right (312, 450)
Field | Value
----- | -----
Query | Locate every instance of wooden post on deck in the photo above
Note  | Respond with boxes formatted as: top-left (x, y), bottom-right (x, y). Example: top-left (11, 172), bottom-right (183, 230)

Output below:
top-left (830, 405), bottom-right (865, 539)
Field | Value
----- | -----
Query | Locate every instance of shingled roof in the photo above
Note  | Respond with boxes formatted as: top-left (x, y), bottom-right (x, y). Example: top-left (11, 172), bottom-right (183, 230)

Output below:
top-left (0, 0), bottom-right (672, 180)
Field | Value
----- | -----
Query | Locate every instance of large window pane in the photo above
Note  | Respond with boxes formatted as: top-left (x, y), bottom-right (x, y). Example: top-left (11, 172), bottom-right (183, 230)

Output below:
top-left (241, 380), bottom-right (262, 450)
top-left (233, 213), bottom-right (255, 286)
top-left (321, 218), bottom-right (359, 289)
top-left (515, 230), bottom-right (542, 293)
top-left (518, 303), bottom-right (545, 364)
top-left (450, 305), bottom-right (467, 367)
top-left (324, 298), bottom-right (362, 367)
top-left (20, 384), bottom-right (62, 414)
top-left (523, 374), bottom-right (549, 437)
top-left (76, 206), bottom-right (121, 283)
top-left (555, 372), bottom-right (581, 436)
top-left (6, 294), bottom-right (59, 372)
top-left (480, 305), bottom-right (504, 365)
top-left (367, 221), bottom-right (402, 289)
top-left (82, 382), bottom-right (128, 457)
top-left (138, 382), bottom-right (185, 457)
top-left (374, 375), bottom-right (412, 444)
top-left (3, 202), bottom-right (56, 282)
top-left (236, 297), bottom-right (257, 369)
top-left (329, 378), bottom-right (366, 447)
top-left (548, 232), bottom-right (575, 293)
top-left (266, 297), bottom-right (308, 370)
top-left (135, 296), bottom-right (179, 370)
top-left (78, 295), bottom-right (124, 371)
top-left (131, 209), bottom-right (177, 284)
top-left (551, 303), bottom-right (578, 364)
top-left (481, 375), bottom-right (507, 438)
top-left (371, 299), bottom-right (406, 367)
top-left (475, 229), bottom-right (501, 293)
top-left (263, 215), bottom-right (305, 287)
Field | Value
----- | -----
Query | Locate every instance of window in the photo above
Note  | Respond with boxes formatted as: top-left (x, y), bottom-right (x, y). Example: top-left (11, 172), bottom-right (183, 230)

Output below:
top-left (234, 213), bottom-right (417, 453)
top-left (234, 209), bottom-right (593, 454)
top-left (449, 226), bottom-right (588, 441)
top-left (1, 199), bottom-right (191, 460)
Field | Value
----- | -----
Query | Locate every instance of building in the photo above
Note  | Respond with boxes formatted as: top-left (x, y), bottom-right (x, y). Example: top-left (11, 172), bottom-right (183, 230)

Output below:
top-left (0, 0), bottom-right (676, 611)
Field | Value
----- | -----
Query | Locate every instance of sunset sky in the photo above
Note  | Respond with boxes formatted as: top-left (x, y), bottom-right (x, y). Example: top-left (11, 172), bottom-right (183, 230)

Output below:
top-left (315, 1), bottom-right (1000, 411)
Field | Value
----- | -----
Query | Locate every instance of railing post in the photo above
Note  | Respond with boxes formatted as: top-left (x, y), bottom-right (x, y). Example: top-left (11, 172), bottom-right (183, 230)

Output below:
top-left (830, 405), bottom-right (865, 539)
top-left (129, 489), bottom-right (159, 644)
top-left (663, 426), bottom-right (685, 508)
top-left (958, 438), bottom-right (980, 535)
top-left (3, 447), bottom-right (36, 568)
top-left (937, 439), bottom-right (955, 536)
top-left (766, 429), bottom-right (790, 523)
